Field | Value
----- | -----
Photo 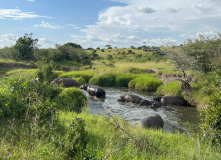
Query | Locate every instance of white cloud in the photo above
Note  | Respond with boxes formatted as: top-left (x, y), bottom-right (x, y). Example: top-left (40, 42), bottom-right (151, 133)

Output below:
top-left (0, 33), bottom-right (17, 48)
top-left (0, 9), bottom-right (47, 20)
top-left (34, 21), bottom-right (62, 29)
top-left (38, 38), bottom-right (55, 48)
top-left (27, 0), bottom-right (34, 2)
top-left (78, 0), bottom-right (221, 48)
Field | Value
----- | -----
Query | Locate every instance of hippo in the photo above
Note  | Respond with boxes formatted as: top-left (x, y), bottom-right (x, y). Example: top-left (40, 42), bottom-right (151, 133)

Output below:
top-left (139, 99), bottom-right (163, 108)
top-left (117, 94), bottom-right (143, 104)
top-left (141, 114), bottom-right (164, 129)
top-left (118, 94), bottom-right (164, 108)
top-left (153, 96), bottom-right (188, 106)
top-left (80, 84), bottom-right (106, 98)
top-left (51, 78), bottom-right (79, 88)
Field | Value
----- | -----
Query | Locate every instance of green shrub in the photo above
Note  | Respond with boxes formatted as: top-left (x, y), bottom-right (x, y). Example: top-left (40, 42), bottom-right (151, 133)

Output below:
top-left (89, 73), bottom-right (116, 86)
top-left (115, 74), bottom-right (136, 87)
top-left (156, 81), bottom-right (183, 97)
top-left (67, 117), bottom-right (88, 158)
top-left (0, 77), bottom-right (62, 119)
top-left (75, 77), bottom-right (86, 85)
top-left (58, 70), bottom-right (95, 83)
top-left (201, 85), bottom-right (221, 144)
top-left (128, 75), bottom-right (163, 91)
top-left (57, 88), bottom-right (87, 110)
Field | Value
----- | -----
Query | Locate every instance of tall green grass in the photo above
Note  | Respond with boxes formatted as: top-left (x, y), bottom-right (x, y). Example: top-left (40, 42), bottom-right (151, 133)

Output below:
top-left (0, 95), bottom-right (220, 159)
top-left (129, 75), bottom-right (163, 91)
top-left (156, 81), bottom-right (183, 97)
top-left (89, 72), bottom-right (137, 87)
top-left (89, 73), bottom-right (116, 86)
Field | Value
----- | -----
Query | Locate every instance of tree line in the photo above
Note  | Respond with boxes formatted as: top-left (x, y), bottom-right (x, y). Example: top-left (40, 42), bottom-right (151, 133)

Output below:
top-left (0, 33), bottom-right (92, 65)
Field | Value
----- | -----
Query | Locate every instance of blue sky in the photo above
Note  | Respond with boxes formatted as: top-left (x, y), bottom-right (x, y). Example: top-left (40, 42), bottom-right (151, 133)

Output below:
top-left (0, 0), bottom-right (221, 49)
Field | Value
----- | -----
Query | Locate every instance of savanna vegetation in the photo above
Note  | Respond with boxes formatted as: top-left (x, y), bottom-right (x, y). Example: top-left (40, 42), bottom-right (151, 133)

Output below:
top-left (0, 33), bottom-right (221, 159)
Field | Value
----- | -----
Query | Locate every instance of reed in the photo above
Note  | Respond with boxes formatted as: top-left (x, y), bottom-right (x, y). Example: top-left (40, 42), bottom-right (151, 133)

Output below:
top-left (129, 75), bottom-right (163, 91)
top-left (156, 81), bottom-right (183, 97)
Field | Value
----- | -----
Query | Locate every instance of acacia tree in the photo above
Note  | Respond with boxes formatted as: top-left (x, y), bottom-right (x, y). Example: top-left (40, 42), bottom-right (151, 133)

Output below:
top-left (14, 33), bottom-right (38, 61)
top-left (166, 45), bottom-right (201, 95)
top-left (182, 34), bottom-right (221, 73)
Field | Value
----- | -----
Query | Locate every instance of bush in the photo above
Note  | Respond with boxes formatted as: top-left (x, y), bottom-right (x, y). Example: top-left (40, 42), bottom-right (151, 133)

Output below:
top-left (57, 88), bottom-right (87, 110)
top-left (156, 81), bottom-right (183, 97)
top-left (0, 77), bottom-right (62, 119)
top-left (89, 73), bottom-right (116, 86)
top-left (201, 85), bottom-right (221, 144)
top-left (128, 75), bottom-right (163, 91)
top-left (67, 117), bottom-right (88, 158)
top-left (115, 74), bottom-right (136, 87)
top-left (75, 77), bottom-right (86, 85)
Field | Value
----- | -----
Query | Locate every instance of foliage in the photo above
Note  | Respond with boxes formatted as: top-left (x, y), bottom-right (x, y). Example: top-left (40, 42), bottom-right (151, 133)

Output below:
top-left (107, 54), bottom-right (113, 60)
top-left (36, 59), bottom-right (55, 82)
top-left (182, 33), bottom-right (221, 73)
top-left (57, 88), bottom-right (87, 110)
top-left (201, 85), bottom-right (221, 144)
top-left (67, 117), bottom-right (88, 158)
top-left (128, 75), bottom-right (163, 91)
top-left (156, 81), bottom-right (183, 97)
top-left (34, 45), bottom-right (91, 65)
top-left (61, 42), bottom-right (82, 49)
top-left (0, 46), bottom-right (18, 59)
top-left (89, 73), bottom-right (116, 86)
top-left (14, 33), bottom-right (38, 61)
top-left (115, 74), bottom-right (136, 87)
top-left (0, 77), bottom-right (62, 119)
top-left (75, 77), bottom-right (86, 85)
top-left (56, 44), bottom-right (91, 64)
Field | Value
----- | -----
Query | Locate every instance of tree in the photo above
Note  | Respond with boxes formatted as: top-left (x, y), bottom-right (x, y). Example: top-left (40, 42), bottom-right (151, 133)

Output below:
top-left (14, 33), bottom-right (38, 61)
top-left (130, 46), bottom-right (135, 49)
top-left (182, 34), bottom-right (221, 73)
top-left (105, 44), bottom-right (112, 49)
top-left (166, 45), bottom-right (200, 95)
top-left (62, 42), bottom-right (82, 49)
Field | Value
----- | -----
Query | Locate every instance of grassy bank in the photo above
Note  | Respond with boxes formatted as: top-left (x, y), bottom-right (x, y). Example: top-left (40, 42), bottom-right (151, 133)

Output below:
top-left (0, 109), bottom-right (220, 159)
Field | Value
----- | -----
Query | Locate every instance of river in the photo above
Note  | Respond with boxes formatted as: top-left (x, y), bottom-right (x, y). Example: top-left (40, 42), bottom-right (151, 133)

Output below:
top-left (84, 87), bottom-right (201, 134)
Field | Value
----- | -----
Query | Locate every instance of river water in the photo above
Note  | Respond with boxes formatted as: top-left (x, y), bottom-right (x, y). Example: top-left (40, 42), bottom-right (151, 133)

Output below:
top-left (84, 87), bottom-right (201, 133)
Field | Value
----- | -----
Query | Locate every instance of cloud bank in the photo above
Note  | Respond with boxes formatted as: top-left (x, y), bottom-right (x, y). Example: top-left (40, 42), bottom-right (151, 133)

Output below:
top-left (75, 0), bottom-right (221, 48)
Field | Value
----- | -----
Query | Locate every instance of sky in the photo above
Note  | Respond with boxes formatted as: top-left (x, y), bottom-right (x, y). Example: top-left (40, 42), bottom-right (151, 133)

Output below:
top-left (0, 0), bottom-right (221, 49)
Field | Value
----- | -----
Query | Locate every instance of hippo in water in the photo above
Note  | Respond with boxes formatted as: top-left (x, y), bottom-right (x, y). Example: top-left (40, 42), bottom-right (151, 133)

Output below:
top-left (141, 114), bottom-right (164, 129)
top-left (118, 94), bottom-right (163, 108)
top-left (51, 78), bottom-right (79, 88)
top-left (118, 94), bottom-right (144, 104)
top-left (153, 96), bottom-right (188, 106)
top-left (80, 84), bottom-right (106, 98)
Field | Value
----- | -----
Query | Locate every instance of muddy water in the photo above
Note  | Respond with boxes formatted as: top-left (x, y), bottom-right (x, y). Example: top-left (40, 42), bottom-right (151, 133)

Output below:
top-left (84, 87), bottom-right (201, 133)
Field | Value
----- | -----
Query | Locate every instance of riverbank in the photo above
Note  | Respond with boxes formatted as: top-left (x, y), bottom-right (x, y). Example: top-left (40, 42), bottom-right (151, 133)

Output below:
top-left (0, 109), bottom-right (220, 159)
